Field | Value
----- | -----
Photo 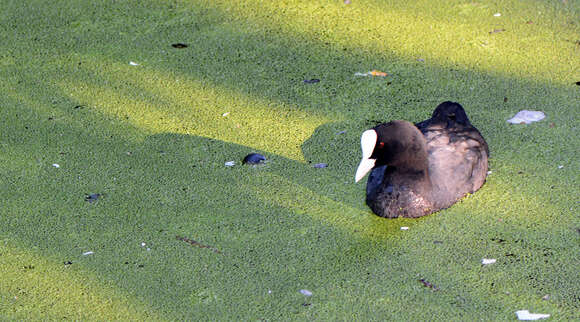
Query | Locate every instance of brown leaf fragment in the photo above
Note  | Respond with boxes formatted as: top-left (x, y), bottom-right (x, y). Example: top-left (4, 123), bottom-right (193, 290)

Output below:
top-left (489, 29), bottom-right (506, 34)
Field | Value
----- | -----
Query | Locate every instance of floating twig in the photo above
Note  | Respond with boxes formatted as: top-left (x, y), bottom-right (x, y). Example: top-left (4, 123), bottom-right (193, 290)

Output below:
top-left (419, 278), bottom-right (439, 291)
top-left (176, 235), bottom-right (221, 254)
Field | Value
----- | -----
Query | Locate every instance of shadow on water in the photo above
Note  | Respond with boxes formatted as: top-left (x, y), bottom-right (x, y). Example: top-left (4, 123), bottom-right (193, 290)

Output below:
top-left (1, 90), bottom-right (412, 319)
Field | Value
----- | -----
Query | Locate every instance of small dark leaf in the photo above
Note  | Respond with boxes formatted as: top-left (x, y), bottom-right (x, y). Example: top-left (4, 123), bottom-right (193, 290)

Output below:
top-left (303, 79), bottom-right (320, 84)
top-left (64, 261), bottom-right (73, 265)
top-left (74, 105), bottom-right (85, 109)
top-left (503, 97), bottom-right (508, 103)
top-left (419, 278), bottom-right (439, 291)
top-left (85, 193), bottom-right (101, 203)
top-left (171, 43), bottom-right (188, 48)
top-left (243, 153), bottom-right (266, 165)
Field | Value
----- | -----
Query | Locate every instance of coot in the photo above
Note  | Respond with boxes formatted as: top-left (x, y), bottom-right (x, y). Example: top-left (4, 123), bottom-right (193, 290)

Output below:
top-left (355, 102), bottom-right (488, 218)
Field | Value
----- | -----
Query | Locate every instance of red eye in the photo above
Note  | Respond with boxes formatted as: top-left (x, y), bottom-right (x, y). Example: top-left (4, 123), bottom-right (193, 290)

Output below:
top-left (378, 142), bottom-right (385, 149)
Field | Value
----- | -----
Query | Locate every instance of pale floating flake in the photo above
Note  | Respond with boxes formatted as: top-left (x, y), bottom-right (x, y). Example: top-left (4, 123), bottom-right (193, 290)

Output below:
top-left (507, 110), bottom-right (545, 124)
top-left (482, 258), bottom-right (496, 265)
top-left (515, 310), bottom-right (550, 320)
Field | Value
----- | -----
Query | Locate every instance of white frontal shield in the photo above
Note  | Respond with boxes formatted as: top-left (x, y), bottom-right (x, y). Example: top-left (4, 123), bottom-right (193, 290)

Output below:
top-left (355, 129), bottom-right (378, 182)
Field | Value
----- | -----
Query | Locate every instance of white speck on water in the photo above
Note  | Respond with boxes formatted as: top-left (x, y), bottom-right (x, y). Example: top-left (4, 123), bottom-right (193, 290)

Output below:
top-left (225, 161), bottom-right (235, 167)
top-left (515, 310), bottom-right (550, 320)
top-left (141, 242), bottom-right (146, 247)
top-left (482, 258), bottom-right (496, 265)
top-left (400, 227), bottom-right (409, 230)
top-left (487, 171), bottom-right (492, 175)
top-left (222, 112), bottom-right (229, 117)
top-left (541, 294), bottom-right (550, 301)
top-left (52, 164), bottom-right (60, 168)
top-left (494, 13), bottom-right (501, 17)
top-left (299, 289), bottom-right (313, 296)
top-left (129, 61), bottom-right (139, 66)
top-left (82, 251), bottom-right (94, 256)
top-left (268, 290), bottom-right (272, 294)
top-left (558, 165), bottom-right (564, 169)
top-left (147, 248), bottom-right (151, 251)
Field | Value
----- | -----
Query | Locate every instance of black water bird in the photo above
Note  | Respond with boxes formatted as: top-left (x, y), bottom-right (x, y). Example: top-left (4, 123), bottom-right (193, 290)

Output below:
top-left (355, 101), bottom-right (488, 218)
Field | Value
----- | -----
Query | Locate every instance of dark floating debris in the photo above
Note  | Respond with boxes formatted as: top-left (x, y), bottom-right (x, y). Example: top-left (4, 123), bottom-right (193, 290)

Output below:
top-left (575, 81), bottom-right (580, 86)
top-left (313, 163), bottom-right (328, 168)
top-left (243, 153), bottom-right (266, 165)
top-left (419, 278), bottom-right (439, 291)
top-left (64, 261), bottom-right (73, 265)
top-left (303, 79), bottom-right (320, 84)
top-left (85, 193), bottom-right (101, 203)
top-left (73, 105), bottom-right (85, 109)
top-left (171, 43), bottom-right (188, 48)
top-left (176, 235), bottom-right (221, 254)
